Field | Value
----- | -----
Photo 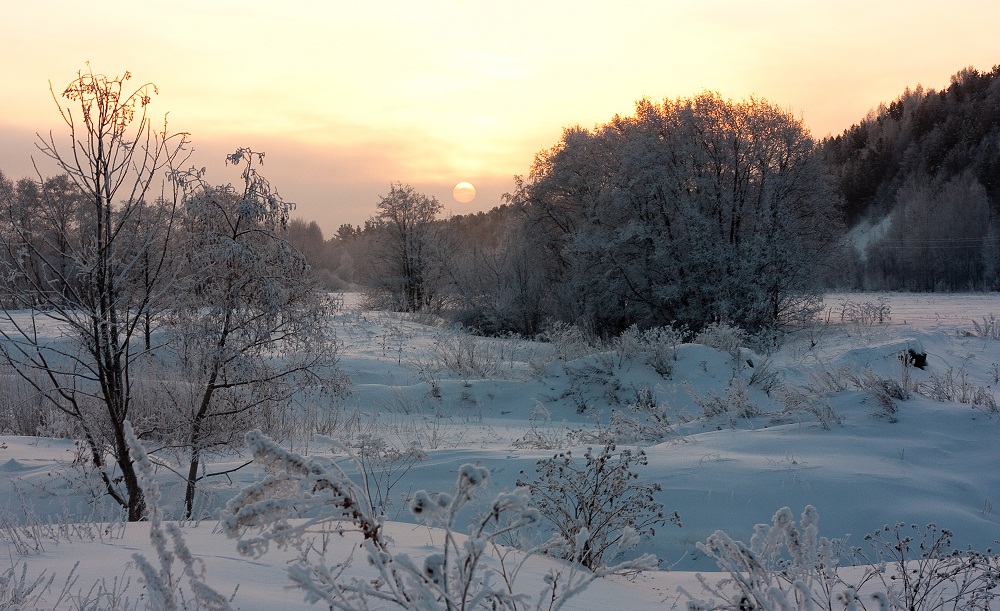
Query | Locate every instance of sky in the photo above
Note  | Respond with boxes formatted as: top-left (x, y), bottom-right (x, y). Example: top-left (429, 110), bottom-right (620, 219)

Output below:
top-left (1, 1), bottom-right (998, 236)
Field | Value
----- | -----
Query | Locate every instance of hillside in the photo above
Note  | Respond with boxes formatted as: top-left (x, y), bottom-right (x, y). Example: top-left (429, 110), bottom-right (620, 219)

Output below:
top-left (822, 65), bottom-right (1000, 291)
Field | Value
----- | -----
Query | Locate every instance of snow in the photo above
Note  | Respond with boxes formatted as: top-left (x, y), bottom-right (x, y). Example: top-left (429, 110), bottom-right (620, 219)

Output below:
top-left (2, 292), bottom-right (1000, 609)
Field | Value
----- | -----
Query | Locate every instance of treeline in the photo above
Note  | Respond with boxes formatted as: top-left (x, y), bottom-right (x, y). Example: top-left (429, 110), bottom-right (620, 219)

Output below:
top-left (298, 66), bottom-right (1000, 332)
top-left (14, 66), bottom-right (997, 346)
top-left (822, 65), bottom-right (1000, 291)
top-left (324, 93), bottom-right (843, 338)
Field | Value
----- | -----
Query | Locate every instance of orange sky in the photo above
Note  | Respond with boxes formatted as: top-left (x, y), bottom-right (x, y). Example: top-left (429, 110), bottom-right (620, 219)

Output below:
top-left (1, 1), bottom-right (998, 235)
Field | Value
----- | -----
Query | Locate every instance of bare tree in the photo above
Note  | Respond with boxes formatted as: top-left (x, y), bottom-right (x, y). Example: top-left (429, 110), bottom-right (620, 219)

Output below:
top-left (0, 67), bottom-right (188, 520)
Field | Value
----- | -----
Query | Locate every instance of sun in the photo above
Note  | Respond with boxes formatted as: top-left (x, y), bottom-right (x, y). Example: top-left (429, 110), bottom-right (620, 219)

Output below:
top-left (452, 181), bottom-right (476, 204)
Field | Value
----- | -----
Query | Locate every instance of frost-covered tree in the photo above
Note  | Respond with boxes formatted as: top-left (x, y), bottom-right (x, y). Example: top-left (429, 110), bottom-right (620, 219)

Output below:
top-left (364, 182), bottom-right (444, 312)
top-left (444, 209), bottom-right (553, 335)
top-left (0, 174), bottom-right (88, 308)
top-left (508, 92), bottom-right (843, 334)
top-left (165, 149), bottom-right (346, 518)
top-left (866, 171), bottom-right (991, 291)
top-left (0, 67), bottom-right (188, 521)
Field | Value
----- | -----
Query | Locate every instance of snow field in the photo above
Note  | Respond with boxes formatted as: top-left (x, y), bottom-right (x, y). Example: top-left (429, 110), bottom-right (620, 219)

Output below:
top-left (2, 292), bottom-right (999, 609)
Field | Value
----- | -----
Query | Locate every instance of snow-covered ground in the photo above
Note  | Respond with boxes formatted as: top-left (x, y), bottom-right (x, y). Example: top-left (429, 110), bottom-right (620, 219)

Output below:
top-left (2, 292), bottom-right (999, 609)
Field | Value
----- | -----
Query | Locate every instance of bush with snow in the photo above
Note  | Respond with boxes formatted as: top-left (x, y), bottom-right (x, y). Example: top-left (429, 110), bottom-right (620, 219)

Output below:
top-left (517, 443), bottom-right (679, 571)
top-left (685, 505), bottom-right (1000, 611)
top-left (221, 430), bottom-right (652, 610)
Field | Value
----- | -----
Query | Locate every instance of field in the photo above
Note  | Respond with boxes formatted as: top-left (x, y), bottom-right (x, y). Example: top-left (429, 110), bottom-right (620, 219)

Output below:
top-left (2, 292), bottom-right (999, 609)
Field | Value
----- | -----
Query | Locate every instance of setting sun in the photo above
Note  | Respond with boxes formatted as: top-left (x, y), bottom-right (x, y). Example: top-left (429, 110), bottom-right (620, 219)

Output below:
top-left (1, 1), bottom-right (999, 234)
top-left (452, 181), bottom-right (476, 204)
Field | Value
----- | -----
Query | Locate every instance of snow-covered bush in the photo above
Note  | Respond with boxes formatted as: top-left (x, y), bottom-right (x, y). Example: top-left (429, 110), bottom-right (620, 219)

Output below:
top-left (584, 388), bottom-right (677, 444)
top-left (516, 443), bottom-right (679, 570)
top-left (777, 386), bottom-right (842, 429)
top-left (838, 296), bottom-right (892, 333)
top-left (540, 321), bottom-right (601, 361)
top-left (685, 505), bottom-right (1000, 611)
top-left (687, 378), bottom-right (761, 420)
top-left (685, 505), bottom-right (851, 610)
top-left (854, 522), bottom-right (1000, 611)
top-left (612, 323), bottom-right (689, 377)
top-left (427, 327), bottom-right (523, 379)
top-left (854, 369), bottom-right (909, 422)
top-left (918, 366), bottom-right (998, 412)
top-left (748, 357), bottom-right (781, 396)
top-left (514, 401), bottom-right (569, 450)
top-left (222, 430), bottom-right (639, 610)
top-left (694, 323), bottom-right (750, 358)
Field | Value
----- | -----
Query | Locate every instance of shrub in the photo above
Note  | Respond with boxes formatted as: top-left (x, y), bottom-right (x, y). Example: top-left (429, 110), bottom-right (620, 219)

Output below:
top-left (540, 321), bottom-right (600, 361)
top-left (971, 314), bottom-right (1000, 340)
top-left (223, 431), bottom-right (654, 610)
top-left (428, 327), bottom-right (522, 379)
top-left (685, 505), bottom-right (848, 610)
top-left (687, 378), bottom-right (761, 420)
top-left (567, 389), bottom-right (680, 445)
top-left (918, 366), bottom-right (998, 413)
top-left (516, 443), bottom-right (679, 570)
top-left (684, 505), bottom-right (1000, 611)
top-left (605, 387), bottom-right (677, 443)
top-left (777, 386), bottom-right (842, 429)
top-left (854, 522), bottom-right (1000, 611)
top-left (513, 401), bottom-right (568, 450)
top-left (694, 322), bottom-right (749, 358)
top-left (856, 369), bottom-right (908, 422)
top-left (838, 296), bottom-right (892, 328)
top-left (613, 323), bottom-right (689, 377)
